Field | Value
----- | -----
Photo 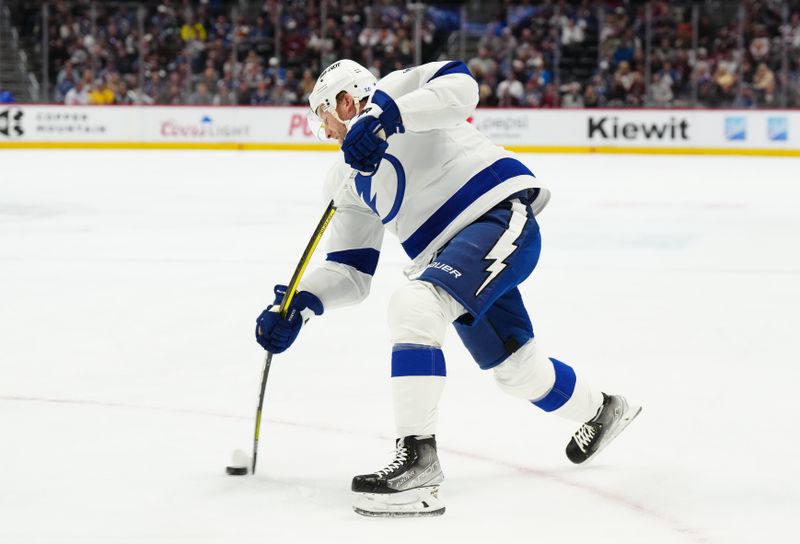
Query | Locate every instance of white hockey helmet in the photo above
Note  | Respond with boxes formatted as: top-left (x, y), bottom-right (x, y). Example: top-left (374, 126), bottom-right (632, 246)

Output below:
top-left (308, 59), bottom-right (377, 122)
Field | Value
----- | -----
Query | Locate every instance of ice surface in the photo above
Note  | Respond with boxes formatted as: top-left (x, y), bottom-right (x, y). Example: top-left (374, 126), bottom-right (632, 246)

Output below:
top-left (1, 149), bottom-right (798, 543)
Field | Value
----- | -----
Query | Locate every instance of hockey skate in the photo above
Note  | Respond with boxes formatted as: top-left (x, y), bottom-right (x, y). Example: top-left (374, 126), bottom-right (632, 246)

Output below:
top-left (352, 435), bottom-right (445, 517)
top-left (566, 393), bottom-right (642, 464)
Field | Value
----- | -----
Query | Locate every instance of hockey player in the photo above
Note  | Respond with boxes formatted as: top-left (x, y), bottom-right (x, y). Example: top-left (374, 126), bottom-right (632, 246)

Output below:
top-left (255, 59), bottom-right (641, 517)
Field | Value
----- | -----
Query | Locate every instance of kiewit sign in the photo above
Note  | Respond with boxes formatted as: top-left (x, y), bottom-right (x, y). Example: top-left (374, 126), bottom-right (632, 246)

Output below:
top-left (587, 116), bottom-right (690, 141)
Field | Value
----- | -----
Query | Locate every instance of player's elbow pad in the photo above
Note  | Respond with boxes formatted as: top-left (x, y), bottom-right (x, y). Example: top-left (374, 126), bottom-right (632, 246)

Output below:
top-left (464, 76), bottom-right (480, 109)
top-left (348, 273), bottom-right (372, 304)
top-left (441, 78), bottom-right (479, 122)
top-left (438, 62), bottom-right (479, 110)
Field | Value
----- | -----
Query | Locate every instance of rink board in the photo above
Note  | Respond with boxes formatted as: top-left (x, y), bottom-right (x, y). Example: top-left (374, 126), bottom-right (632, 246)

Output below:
top-left (1, 104), bottom-right (798, 156)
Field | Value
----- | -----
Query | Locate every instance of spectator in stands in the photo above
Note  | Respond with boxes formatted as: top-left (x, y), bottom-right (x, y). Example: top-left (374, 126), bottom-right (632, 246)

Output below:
top-left (250, 78), bottom-right (272, 105)
top-left (541, 83), bottom-right (559, 108)
top-left (494, 26), bottom-right (519, 71)
top-left (468, 47), bottom-right (497, 80)
top-left (299, 68), bottom-right (316, 103)
top-left (162, 83), bottom-right (184, 105)
top-left (152, 72), bottom-right (177, 104)
top-left (113, 77), bottom-right (128, 104)
top-left (0, 89), bottom-right (15, 104)
top-left (250, 15), bottom-right (272, 49)
top-left (561, 18), bottom-right (585, 46)
top-left (211, 14), bottom-right (232, 43)
top-left (200, 66), bottom-right (220, 91)
top-left (658, 62), bottom-right (679, 93)
top-left (181, 13), bottom-right (207, 43)
top-left (561, 82), bottom-right (585, 108)
top-left (528, 54), bottom-right (550, 86)
top-left (728, 80), bottom-right (753, 107)
top-left (791, 12), bottom-right (800, 49)
top-left (232, 79), bottom-right (250, 105)
top-left (122, 75), bottom-right (155, 105)
top-left (718, 49), bottom-right (739, 80)
top-left (106, 72), bottom-right (123, 100)
top-left (283, 69), bottom-right (300, 96)
top-left (497, 70), bottom-right (524, 106)
top-left (749, 25), bottom-right (771, 63)
top-left (713, 65), bottom-right (737, 105)
top-left (609, 61), bottom-right (643, 105)
top-left (188, 81), bottom-right (214, 105)
top-left (583, 84), bottom-right (600, 108)
top-left (270, 80), bottom-right (297, 106)
top-left (265, 57), bottom-right (287, 83)
top-left (55, 61), bottom-right (77, 102)
top-left (214, 69), bottom-right (234, 95)
top-left (520, 77), bottom-right (543, 107)
top-left (612, 29), bottom-right (638, 67)
top-left (88, 78), bottom-right (115, 105)
top-left (650, 72), bottom-right (674, 106)
top-left (282, 18), bottom-right (307, 67)
top-left (214, 84), bottom-right (237, 105)
top-left (64, 80), bottom-right (89, 105)
top-left (789, 58), bottom-right (800, 107)
top-left (144, 70), bottom-right (165, 101)
top-left (694, 47), bottom-right (712, 80)
top-left (241, 51), bottom-right (264, 88)
top-left (753, 62), bottom-right (776, 105)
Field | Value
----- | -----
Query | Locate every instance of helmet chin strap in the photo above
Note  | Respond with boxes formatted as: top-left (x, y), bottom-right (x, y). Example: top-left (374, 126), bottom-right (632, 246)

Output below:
top-left (330, 108), bottom-right (347, 125)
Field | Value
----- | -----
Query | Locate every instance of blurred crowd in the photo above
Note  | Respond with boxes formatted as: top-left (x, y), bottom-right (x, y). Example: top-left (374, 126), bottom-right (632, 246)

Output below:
top-left (7, 0), bottom-right (800, 108)
top-left (9, 0), bottom-right (451, 106)
top-left (470, 0), bottom-right (800, 108)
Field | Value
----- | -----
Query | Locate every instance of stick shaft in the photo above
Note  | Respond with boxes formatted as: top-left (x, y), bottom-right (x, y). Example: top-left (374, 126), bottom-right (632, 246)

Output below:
top-left (251, 351), bottom-right (272, 474)
top-left (250, 200), bottom-right (337, 474)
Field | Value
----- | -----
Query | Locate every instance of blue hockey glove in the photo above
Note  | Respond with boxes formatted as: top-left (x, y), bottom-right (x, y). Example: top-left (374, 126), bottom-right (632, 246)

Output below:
top-left (342, 90), bottom-right (404, 174)
top-left (255, 285), bottom-right (324, 354)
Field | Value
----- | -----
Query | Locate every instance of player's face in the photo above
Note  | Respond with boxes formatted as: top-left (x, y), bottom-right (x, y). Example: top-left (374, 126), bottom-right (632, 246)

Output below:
top-left (319, 108), bottom-right (347, 145)
top-left (317, 93), bottom-right (359, 145)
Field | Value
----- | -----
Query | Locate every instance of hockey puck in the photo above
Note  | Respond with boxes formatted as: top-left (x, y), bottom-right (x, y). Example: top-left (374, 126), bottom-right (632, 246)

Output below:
top-left (226, 465), bottom-right (248, 476)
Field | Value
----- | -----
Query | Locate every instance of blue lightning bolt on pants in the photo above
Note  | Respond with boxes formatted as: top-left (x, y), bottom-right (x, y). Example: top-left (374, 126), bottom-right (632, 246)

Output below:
top-left (418, 190), bottom-right (542, 370)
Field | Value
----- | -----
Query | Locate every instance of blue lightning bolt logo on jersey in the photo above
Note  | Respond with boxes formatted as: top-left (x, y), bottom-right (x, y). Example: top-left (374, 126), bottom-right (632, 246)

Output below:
top-left (475, 200), bottom-right (528, 296)
top-left (354, 174), bottom-right (379, 215)
top-left (354, 154), bottom-right (406, 225)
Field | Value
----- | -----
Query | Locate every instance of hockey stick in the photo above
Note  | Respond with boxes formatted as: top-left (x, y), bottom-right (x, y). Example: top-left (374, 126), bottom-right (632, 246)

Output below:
top-left (250, 199), bottom-right (338, 475)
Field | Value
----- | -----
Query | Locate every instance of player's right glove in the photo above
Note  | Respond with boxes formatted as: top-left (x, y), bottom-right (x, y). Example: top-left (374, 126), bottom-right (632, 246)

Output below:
top-left (255, 285), bottom-right (324, 353)
top-left (342, 90), bottom-right (404, 174)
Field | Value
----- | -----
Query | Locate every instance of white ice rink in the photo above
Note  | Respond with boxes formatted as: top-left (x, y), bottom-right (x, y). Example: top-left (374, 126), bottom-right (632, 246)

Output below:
top-left (1, 149), bottom-right (798, 543)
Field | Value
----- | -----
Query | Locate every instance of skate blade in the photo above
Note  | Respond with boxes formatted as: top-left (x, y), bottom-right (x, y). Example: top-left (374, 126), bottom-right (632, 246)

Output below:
top-left (353, 486), bottom-right (445, 518)
top-left (590, 401), bottom-right (642, 462)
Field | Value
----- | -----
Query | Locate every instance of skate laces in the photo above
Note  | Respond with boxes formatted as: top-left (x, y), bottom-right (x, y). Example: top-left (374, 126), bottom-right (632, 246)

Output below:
top-left (375, 443), bottom-right (409, 477)
top-left (574, 424), bottom-right (597, 452)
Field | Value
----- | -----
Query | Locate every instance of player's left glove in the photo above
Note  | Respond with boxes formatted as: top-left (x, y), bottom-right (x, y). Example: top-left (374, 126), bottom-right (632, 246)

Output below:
top-left (255, 285), bottom-right (324, 354)
top-left (342, 90), bottom-right (405, 174)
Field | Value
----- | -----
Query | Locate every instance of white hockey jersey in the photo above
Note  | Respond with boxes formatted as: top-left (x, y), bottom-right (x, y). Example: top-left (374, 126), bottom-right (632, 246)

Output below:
top-left (299, 60), bottom-right (549, 311)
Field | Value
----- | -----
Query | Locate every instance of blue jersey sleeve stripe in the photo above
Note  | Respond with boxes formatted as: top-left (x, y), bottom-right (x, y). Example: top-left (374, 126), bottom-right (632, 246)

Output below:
top-left (401, 157), bottom-right (534, 259)
top-left (428, 61), bottom-right (474, 82)
top-left (326, 248), bottom-right (380, 276)
top-left (391, 345), bottom-right (447, 377)
top-left (531, 358), bottom-right (577, 412)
